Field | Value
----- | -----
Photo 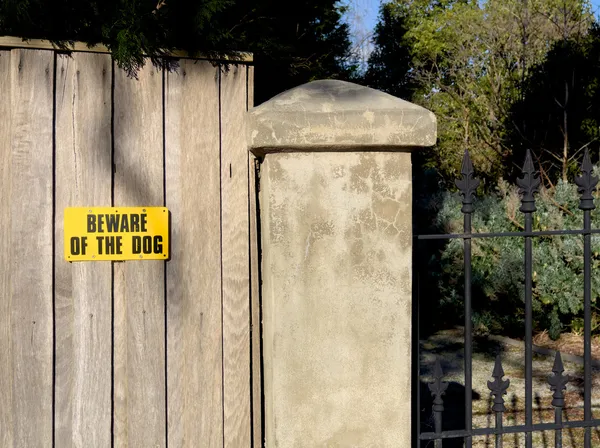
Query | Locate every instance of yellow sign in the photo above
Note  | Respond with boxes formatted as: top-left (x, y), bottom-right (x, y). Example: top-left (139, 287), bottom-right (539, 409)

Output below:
top-left (64, 207), bottom-right (169, 261)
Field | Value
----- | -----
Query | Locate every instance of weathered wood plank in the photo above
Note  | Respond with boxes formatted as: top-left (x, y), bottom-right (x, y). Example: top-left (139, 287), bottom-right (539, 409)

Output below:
top-left (114, 62), bottom-right (166, 447)
top-left (221, 64), bottom-right (251, 447)
top-left (165, 59), bottom-right (223, 448)
top-left (0, 49), bottom-right (13, 448)
top-left (247, 63), bottom-right (263, 448)
top-left (54, 52), bottom-right (113, 447)
top-left (9, 48), bottom-right (54, 447)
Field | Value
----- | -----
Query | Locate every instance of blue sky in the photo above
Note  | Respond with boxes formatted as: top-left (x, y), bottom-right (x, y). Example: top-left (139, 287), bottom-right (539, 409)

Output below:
top-left (357, 0), bottom-right (380, 32)
top-left (342, 0), bottom-right (380, 65)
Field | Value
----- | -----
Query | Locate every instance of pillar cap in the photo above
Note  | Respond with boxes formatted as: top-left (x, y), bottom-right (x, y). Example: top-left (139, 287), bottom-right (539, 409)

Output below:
top-left (248, 79), bottom-right (437, 153)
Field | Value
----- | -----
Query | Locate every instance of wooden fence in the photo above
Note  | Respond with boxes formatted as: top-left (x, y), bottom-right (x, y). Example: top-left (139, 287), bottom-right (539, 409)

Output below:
top-left (0, 41), bottom-right (260, 447)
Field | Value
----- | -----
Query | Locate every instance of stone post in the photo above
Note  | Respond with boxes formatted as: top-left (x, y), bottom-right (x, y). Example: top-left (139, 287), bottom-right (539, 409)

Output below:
top-left (248, 80), bottom-right (436, 447)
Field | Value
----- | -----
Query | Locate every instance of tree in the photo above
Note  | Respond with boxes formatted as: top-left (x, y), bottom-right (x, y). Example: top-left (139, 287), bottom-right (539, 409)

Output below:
top-left (0, 0), bottom-right (353, 104)
top-left (363, 2), bottom-right (412, 100)
top-left (505, 25), bottom-right (600, 184)
top-left (367, 0), bottom-right (594, 186)
top-left (233, 0), bottom-right (354, 104)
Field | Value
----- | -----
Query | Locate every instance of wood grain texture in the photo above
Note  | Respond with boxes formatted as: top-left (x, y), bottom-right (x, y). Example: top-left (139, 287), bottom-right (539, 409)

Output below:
top-left (165, 59), bottom-right (223, 448)
top-left (246, 65), bottom-right (263, 448)
top-left (9, 48), bottom-right (54, 446)
top-left (0, 49), bottom-right (13, 448)
top-left (221, 64), bottom-right (251, 447)
top-left (54, 52), bottom-right (112, 447)
top-left (113, 62), bottom-right (166, 447)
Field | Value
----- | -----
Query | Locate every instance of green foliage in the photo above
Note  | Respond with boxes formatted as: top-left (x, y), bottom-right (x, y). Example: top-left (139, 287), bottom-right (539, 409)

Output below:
top-left (0, 0), bottom-right (353, 103)
top-left (368, 0), bottom-right (594, 186)
top-left (436, 177), bottom-right (600, 339)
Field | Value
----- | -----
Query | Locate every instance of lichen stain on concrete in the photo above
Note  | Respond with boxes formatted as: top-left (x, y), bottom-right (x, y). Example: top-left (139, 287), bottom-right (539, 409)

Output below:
top-left (268, 157), bottom-right (285, 182)
top-left (344, 221), bottom-right (362, 240)
top-left (372, 196), bottom-right (400, 224)
top-left (331, 164), bottom-right (345, 179)
top-left (310, 221), bottom-right (335, 239)
top-left (350, 239), bottom-right (364, 266)
top-left (357, 208), bottom-right (376, 232)
top-left (268, 201), bottom-right (287, 244)
top-left (383, 156), bottom-right (411, 182)
top-left (350, 153), bottom-right (376, 179)
top-left (353, 264), bottom-right (397, 290)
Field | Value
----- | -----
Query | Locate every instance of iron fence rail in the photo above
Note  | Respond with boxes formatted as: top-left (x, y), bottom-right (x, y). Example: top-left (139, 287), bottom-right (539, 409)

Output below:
top-left (419, 417), bottom-right (600, 439)
top-left (416, 149), bottom-right (600, 448)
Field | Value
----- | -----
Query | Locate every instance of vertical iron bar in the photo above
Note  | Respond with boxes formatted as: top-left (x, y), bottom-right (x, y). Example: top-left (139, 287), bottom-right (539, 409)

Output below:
top-left (495, 413), bottom-right (503, 448)
top-left (464, 212), bottom-right (473, 448)
top-left (429, 358), bottom-right (448, 448)
top-left (518, 151), bottom-right (539, 448)
top-left (524, 212), bottom-right (533, 448)
top-left (555, 406), bottom-right (562, 448)
top-left (456, 150), bottom-right (478, 448)
top-left (415, 244), bottom-right (421, 447)
top-left (549, 351), bottom-right (569, 448)
top-left (575, 150), bottom-right (597, 448)
top-left (584, 210), bottom-right (592, 447)
top-left (488, 355), bottom-right (509, 448)
top-left (434, 412), bottom-right (442, 448)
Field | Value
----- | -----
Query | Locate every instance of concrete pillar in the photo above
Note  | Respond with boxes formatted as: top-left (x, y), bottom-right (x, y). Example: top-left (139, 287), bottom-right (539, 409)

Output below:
top-left (248, 80), bottom-right (436, 447)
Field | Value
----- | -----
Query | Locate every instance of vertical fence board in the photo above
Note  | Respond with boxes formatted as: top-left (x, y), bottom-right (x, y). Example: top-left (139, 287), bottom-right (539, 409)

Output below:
top-left (9, 48), bottom-right (54, 446)
top-left (165, 60), bottom-right (223, 447)
top-left (114, 62), bottom-right (166, 447)
top-left (0, 49), bottom-right (12, 448)
top-left (247, 65), bottom-right (263, 448)
top-left (54, 52), bottom-right (113, 447)
top-left (221, 64), bottom-right (251, 447)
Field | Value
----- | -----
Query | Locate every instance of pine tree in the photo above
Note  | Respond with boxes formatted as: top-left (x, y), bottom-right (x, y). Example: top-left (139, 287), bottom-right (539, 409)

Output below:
top-left (363, 2), bottom-right (412, 100)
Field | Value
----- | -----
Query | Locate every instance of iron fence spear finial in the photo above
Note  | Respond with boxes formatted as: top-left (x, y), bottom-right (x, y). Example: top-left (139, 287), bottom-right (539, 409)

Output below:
top-left (517, 149), bottom-right (541, 213)
top-left (428, 357), bottom-right (448, 446)
top-left (575, 149), bottom-right (598, 211)
top-left (487, 355), bottom-right (510, 413)
top-left (548, 351), bottom-right (569, 408)
top-left (428, 357), bottom-right (448, 414)
top-left (456, 150), bottom-right (480, 214)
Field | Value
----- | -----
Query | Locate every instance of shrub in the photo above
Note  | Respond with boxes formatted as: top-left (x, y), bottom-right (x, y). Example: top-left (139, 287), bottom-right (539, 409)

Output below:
top-left (435, 178), bottom-right (600, 339)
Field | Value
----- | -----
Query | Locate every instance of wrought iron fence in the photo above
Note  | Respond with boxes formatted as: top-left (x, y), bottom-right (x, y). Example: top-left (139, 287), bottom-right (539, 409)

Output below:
top-left (416, 149), bottom-right (600, 448)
